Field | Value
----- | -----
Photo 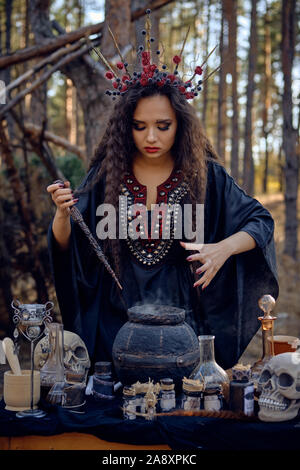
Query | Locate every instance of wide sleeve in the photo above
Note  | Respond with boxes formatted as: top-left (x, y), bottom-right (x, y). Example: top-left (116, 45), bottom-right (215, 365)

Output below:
top-left (47, 168), bottom-right (105, 359)
top-left (197, 161), bottom-right (279, 370)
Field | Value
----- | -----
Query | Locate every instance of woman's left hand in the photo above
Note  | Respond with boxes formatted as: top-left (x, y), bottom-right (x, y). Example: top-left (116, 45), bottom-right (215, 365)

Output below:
top-left (180, 240), bottom-right (232, 290)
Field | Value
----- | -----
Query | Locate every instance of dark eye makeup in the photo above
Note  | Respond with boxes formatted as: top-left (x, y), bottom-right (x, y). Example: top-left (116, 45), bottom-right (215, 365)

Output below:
top-left (132, 124), bottom-right (171, 131)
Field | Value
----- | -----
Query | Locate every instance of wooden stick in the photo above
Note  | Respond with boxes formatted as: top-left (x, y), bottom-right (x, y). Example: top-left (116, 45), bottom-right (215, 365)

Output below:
top-left (53, 180), bottom-right (122, 291)
top-left (5, 39), bottom-right (87, 95)
top-left (0, 22), bottom-right (104, 69)
top-left (0, 0), bottom-right (175, 69)
top-left (24, 123), bottom-right (86, 162)
top-left (0, 39), bottom-right (101, 120)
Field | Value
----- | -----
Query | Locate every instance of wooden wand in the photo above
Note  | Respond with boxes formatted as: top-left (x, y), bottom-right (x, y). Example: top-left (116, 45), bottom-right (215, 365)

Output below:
top-left (53, 180), bottom-right (123, 291)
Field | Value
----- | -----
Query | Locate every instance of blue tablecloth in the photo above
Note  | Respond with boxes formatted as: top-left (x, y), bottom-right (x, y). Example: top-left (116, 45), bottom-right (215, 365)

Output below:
top-left (1, 395), bottom-right (300, 451)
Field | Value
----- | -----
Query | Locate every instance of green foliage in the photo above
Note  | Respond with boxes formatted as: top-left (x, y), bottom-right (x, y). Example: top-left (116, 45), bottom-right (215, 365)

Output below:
top-left (56, 153), bottom-right (86, 189)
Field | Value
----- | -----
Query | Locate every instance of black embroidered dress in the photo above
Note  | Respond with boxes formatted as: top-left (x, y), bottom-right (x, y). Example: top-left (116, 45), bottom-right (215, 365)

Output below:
top-left (48, 161), bottom-right (279, 371)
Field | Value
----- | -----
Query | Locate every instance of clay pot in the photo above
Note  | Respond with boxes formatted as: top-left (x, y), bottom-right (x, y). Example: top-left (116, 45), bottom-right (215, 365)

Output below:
top-left (112, 304), bottom-right (200, 388)
top-left (4, 370), bottom-right (40, 411)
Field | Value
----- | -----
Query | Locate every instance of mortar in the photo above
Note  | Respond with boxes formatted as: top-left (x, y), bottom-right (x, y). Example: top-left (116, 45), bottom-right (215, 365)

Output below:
top-left (4, 370), bottom-right (40, 411)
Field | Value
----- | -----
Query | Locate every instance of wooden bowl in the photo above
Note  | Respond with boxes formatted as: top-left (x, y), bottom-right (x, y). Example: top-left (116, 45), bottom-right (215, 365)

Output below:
top-left (3, 370), bottom-right (40, 411)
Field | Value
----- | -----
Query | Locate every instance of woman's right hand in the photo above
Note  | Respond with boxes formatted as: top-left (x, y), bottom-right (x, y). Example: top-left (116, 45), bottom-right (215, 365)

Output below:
top-left (46, 180), bottom-right (78, 217)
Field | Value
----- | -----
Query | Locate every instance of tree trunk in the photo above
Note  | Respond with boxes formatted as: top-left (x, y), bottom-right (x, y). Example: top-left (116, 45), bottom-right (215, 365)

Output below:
top-left (28, 0), bottom-right (48, 127)
top-left (242, 0), bottom-right (257, 196)
top-left (28, 0), bottom-right (132, 161)
top-left (217, 1), bottom-right (227, 163)
top-left (202, 0), bottom-right (211, 131)
top-left (229, 0), bottom-right (239, 181)
top-left (282, 0), bottom-right (298, 258)
top-left (262, 2), bottom-right (272, 194)
top-left (5, 0), bottom-right (14, 139)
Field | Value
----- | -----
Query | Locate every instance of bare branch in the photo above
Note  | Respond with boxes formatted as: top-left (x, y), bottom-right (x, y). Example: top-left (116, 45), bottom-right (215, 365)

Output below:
top-left (0, 22), bottom-right (104, 69)
top-left (24, 122), bottom-right (86, 162)
top-left (0, 0), bottom-right (175, 69)
top-left (5, 38), bottom-right (95, 94)
top-left (0, 39), bottom-right (101, 120)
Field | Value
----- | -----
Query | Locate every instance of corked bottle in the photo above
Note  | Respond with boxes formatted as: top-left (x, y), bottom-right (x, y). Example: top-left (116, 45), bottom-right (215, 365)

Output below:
top-left (159, 378), bottom-right (176, 412)
top-left (181, 377), bottom-right (204, 411)
top-left (229, 364), bottom-right (254, 416)
top-left (123, 386), bottom-right (137, 420)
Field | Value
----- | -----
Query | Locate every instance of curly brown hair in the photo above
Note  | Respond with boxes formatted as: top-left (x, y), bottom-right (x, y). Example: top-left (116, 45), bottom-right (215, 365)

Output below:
top-left (78, 78), bottom-right (220, 277)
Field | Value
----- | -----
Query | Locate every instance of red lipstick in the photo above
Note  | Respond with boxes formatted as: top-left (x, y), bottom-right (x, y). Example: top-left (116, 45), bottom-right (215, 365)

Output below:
top-left (144, 147), bottom-right (160, 153)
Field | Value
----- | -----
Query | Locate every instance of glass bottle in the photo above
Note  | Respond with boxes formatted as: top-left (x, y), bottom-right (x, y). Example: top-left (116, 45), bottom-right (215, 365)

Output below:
top-left (61, 370), bottom-right (86, 408)
top-left (251, 295), bottom-right (276, 392)
top-left (189, 335), bottom-right (229, 402)
top-left (123, 386), bottom-right (137, 420)
top-left (181, 377), bottom-right (204, 411)
top-left (40, 322), bottom-right (65, 398)
top-left (92, 361), bottom-right (115, 400)
top-left (159, 378), bottom-right (176, 412)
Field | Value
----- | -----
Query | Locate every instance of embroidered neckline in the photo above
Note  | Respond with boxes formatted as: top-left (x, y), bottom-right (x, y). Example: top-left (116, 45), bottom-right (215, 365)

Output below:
top-left (120, 169), bottom-right (189, 267)
top-left (123, 167), bottom-right (183, 208)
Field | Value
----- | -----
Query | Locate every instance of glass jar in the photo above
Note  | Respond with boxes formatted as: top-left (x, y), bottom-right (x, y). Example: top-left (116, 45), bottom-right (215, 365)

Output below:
top-left (40, 323), bottom-right (65, 398)
top-left (181, 377), bottom-right (204, 411)
top-left (123, 386), bottom-right (137, 420)
top-left (189, 335), bottom-right (229, 402)
top-left (159, 378), bottom-right (176, 412)
top-left (229, 380), bottom-right (254, 416)
top-left (61, 370), bottom-right (86, 409)
top-left (92, 361), bottom-right (114, 400)
top-left (203, 384), bottom-right (223, 411)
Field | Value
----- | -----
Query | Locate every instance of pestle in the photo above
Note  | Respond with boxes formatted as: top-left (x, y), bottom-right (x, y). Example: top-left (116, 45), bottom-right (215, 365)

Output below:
top-left (2, 337), bottom-right (22, 375)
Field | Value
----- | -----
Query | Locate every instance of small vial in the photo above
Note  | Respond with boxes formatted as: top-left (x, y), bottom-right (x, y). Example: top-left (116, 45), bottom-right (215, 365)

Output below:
top-left (229, 364), bottom-right (255, 416)
top-left (123, 386), bottom-right (137, 420)
top-left (159, 378), bottom-right (176, 412)
top-left (204, 384), bottom-right (223, 411)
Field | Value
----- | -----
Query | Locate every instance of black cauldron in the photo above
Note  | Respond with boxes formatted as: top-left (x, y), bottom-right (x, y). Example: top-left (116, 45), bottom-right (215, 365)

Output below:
top-left (112, 304), bottom-right (200, 388)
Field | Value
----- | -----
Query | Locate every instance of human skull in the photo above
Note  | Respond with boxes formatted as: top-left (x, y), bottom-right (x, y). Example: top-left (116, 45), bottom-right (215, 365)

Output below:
top-left (258, 352), bottom-right (300, 422)
top-left (34, 330), bottom-right (91, 374)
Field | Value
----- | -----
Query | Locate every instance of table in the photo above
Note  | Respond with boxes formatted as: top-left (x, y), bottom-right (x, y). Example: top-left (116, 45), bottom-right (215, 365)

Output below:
top-left (0, 396), bottom-right (299, 451)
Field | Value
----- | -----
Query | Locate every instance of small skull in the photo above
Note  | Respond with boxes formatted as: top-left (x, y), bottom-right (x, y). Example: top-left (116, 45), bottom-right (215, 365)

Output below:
top-left (258, 352), bottom-right (300, 422)
top-left (63, 331), bottom-right (91, 374)
top-left (34, 330), bottom-right (91, 375)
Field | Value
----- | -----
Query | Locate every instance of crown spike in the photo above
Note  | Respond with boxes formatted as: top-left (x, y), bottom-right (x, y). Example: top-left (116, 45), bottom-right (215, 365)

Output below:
top-left (201, 63), bottom-right (222, 85)
top-left (200, 44), bottom-right (218, 69)
top-left (92, 46), bottom-right (117, 78)
top-left (108, 25), bottom-right (131, 78)
top-left (145, 12), bottom-right (152, 61)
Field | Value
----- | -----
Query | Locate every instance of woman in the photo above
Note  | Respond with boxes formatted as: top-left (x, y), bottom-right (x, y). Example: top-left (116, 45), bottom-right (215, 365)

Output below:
top-left (47, 79), bottom-right (279, 371)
